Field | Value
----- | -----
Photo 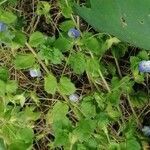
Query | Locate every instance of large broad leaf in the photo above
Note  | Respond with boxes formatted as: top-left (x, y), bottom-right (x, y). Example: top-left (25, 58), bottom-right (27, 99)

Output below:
top-left (74, 0), bottom-right (150, 50)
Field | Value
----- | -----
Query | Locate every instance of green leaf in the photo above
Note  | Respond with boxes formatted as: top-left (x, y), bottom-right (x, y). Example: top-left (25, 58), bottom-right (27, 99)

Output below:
top-left (39, 46), bottom-right (63, 64)
top-left (130, 91), bottom-right (148, 108)
top-left (125, 137), bottom-right (141, 150)
top-left (102, 37), bottom-right (120, 52)
top-left (59, 20), bottom-right (75, 32)
top-left (111, 76), bottom-right (134, 94)
top-left (69, 52), bottom-right (86, 74)
top-left (75, 0), bottom-right (150, 50)
top-left (73, 119), bottom-right (96, 142)
top-left (50, 48), bottom-right (63, 64)
top-left (16, 128), bottom-right (34, 145)
top-left (6, 80), bottom-right (18, 94)
top-left (14, 54), bottom-right (35, 69)
top-left (47, 101), bottom-right (69, 123)
top-left (82, 36), bottom-right (101, 55)
top-left (130, 56), bottom-right (144, 83)
top-left (0, 10), bottom-right (17, 24)
top-left (58, 77), bottom-right (76, 95)
top-left (108, 91), bottom-right (121, 105)
top-left (54, 129), bottom-right (69, 147)
top-left (106, 105), bottom-right (121, 120)
top-left (36, 1), bottom-right (51, 15)
top-left (44, 74), bottom-right (57, 95)
top-left (0, 67), bottom-right (9, 82)
top-left (12, 31), bottom-right (27, 48)
top-left (19, 107), bottom-right (40, 123)
top-left (59, 0), bottom-right (73, 18)
top-left (112, 43), bottom-right (128, 58)
top-left (108, 142), bottom-right (120, 150)
top-left (86, 57), bottom-right (100, 77)
top-left (29, 31), bottom-right (45, 47)
top-left (97, 113), bottom-right (109, 129)
top-left (137, 50), bottom-right (149, 60)
top-left (8, 140), bottom-right (29, 150)
top-left (80, 96), bottom-right (96, 118)
top-left (54, 37), bottom-right (72, 52)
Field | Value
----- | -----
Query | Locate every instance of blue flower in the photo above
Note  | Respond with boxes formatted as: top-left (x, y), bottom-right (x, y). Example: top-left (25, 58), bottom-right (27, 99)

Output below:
top-left (29, 68), bottom-right (42, 78)
top-left (142, 126), bottom-right (150, 136)
top-left (68, 28), bottom-right (80, 38)
top-left (139, 61), bottom-right (150, 73)
top-left (0, 22), bottom-right (7, 32)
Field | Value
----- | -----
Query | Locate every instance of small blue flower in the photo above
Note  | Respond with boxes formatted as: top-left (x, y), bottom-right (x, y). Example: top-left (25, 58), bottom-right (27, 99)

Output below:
top-left (29, 68), bottom-right (42, 78)
top-left (68, 28), bottom-right (80, 38)
top-left (0, 22), bottom-right (7, 32)
top-left (139, 61), bottom-right (150, 73)
top-left (69, 93), bottom-right (80, 102)
top-left (142, 126), bottom-right (150, 136)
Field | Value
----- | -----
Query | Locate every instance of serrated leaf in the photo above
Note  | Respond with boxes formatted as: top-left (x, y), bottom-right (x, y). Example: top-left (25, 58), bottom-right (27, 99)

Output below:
top-left (137, 50), bottom-right (149, 60)
top-left (54, 37), bottom-right (72, 52)
top-left (14, 54), bottom-right (35, 69)
top-left (16, 128), bottom-right (34, 144)
top-left (36, 1), bottom-right (51, 15)
top-left (59, 0), bottom-right (73, 18)
top-left (0, 67), bottom-right (9, 82)
top-left (82, 36), bottom-right (101, 55)
top-left (0, 10), bottom-right (17, 24)
top-left (8, 140), bottom-right (29, 150)
top-left (58, 77), bottom-right (76, 95)
top-left (130, 91), bottom-right (148, 108)
top-left (69, 52), bottom-right (86, 74)
top-left (6, 80), bottom-right (18, 94)
top-left (12, 31), bottom-right (27, 48)
top-left (80, 96), bottom-right (96, 118)
top-left (44, 74), bottom-right (57, 95)
top-left (59, 20), bottom-right (75, 32)
top-left (73, 119), bottom-right (96, 142)
top-left (29, 31), bottom-right (45, 47)
top-left (50, 48), bottom-right (63, 64)
top-left (86, 57), bottom-right (100, 77)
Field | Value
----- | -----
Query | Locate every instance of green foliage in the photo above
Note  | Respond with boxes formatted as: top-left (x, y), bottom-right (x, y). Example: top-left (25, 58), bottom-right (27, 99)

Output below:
top-left (69, 52), bottom-right (86, 74)
top-left (29, 31), bottom-right (46, 47)
top-left (58, 77), bottom-right (76, 95)
top-left (54, 36), bottom-right (72, 52)
top-left (58, 0), bottom-right (73, 18)
top-left (0, 0), bottom-right (149, 149)
top-left (59, 20), bottom-right (75, 32)
top-left (0, 9), bottom-right (17, 24)
top-left (36, 1), bottom-right (51, 16)
top-left (44, 74), bottom-right (57, 94)
top-left (0, 67), bottom-right (9, 82)
top-left (14, 54), bottom-right (35, 69)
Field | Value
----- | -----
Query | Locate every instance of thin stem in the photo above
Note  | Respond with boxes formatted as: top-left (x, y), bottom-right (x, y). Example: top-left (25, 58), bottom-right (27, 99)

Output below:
top-left (0, 0), bottom-right (7, 5)
top-left (25, 42), bottom-right (50, 74)
top-left (98, 69), bottom-right (111, 93)
top-left (127, 94), bottom-right (140, 126)
top-left (113, 55), bottom-right (122, 78)
top-left (89, 52), bottom-right (111, 93)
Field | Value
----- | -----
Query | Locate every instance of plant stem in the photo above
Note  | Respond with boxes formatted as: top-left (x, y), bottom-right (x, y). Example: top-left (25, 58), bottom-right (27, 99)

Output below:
top-left (98, 69), bottom-right (111, 93)
top-left (0, 0), bottom-right (7, 5)
top-left (113, 54), bottom-right (122, 78)
top-left (26, 42), bottom-right (50, 74)
top-left (127, 94), bottom-right (140, 126)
